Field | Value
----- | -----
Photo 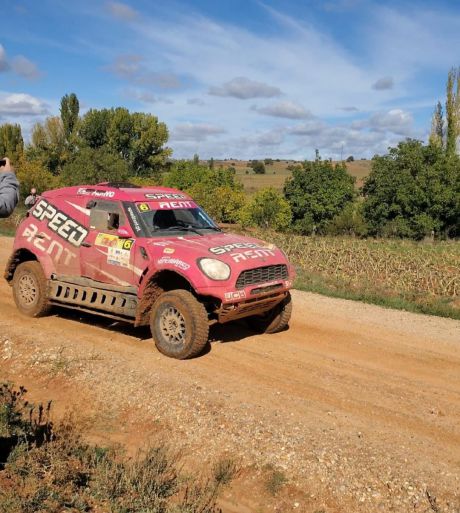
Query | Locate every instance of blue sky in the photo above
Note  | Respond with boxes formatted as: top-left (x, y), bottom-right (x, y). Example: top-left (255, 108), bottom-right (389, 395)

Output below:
top-left (0, 0), bottom-right (459, 159)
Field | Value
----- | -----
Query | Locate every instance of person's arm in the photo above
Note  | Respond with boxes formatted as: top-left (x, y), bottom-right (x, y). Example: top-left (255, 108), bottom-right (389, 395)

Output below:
top-left (0, 158), bottom-right (20, 218)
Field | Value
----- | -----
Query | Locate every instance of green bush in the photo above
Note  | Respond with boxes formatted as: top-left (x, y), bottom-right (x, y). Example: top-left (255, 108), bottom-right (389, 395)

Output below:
top-left (325, 201), bottom-right (368, 237)
top-left (362, 139), bottom-right (460, 239)
top-left (284, 155), bottom-right (355, 234)
top-left (240, 187), bottom-right (291, 230)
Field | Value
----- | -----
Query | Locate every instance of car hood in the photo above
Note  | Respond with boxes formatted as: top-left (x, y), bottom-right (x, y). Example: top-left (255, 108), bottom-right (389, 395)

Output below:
top-left (144, 231), bottom-right (287, 269)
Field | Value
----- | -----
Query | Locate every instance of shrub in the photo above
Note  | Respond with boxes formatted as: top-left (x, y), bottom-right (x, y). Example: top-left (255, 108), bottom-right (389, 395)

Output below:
top-left (15, 158), bottom-right (62, 198)
top-left (250, 160), bottom-right (266, 174)
top-left (325, 201), bottom-right (368, 237)
top-left (0, 384), bottom-right (234, 513)
top-left (284, 155), bottom-right (356, 234)
top-left (362, 139), bottom-right (460, 239)
top-left (240, 187), bottom-right (291, 230)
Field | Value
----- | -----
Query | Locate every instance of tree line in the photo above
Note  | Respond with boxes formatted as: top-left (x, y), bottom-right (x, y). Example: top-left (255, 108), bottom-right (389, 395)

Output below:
top-left (0, 69), bottom-right (459, 240)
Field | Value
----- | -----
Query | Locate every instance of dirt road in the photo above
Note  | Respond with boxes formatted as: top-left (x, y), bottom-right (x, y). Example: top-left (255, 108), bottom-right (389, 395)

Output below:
top-left (0, 236), bottom-right (459, 512)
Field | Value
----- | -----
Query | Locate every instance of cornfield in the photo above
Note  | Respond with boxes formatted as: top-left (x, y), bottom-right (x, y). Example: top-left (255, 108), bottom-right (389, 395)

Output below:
top-left (253, 231), bottom-right (460, 302)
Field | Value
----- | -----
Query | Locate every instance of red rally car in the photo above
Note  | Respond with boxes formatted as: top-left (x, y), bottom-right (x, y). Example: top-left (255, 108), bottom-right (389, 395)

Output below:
top-left (4, 183), bottom-right (295, 359)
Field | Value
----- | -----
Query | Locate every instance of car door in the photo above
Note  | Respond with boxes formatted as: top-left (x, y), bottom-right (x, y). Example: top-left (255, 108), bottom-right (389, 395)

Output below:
top-left (80, 200), bottom-right (135, 287)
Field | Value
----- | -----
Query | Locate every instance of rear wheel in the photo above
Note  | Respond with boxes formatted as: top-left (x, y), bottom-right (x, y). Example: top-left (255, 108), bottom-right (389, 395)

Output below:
top-left (150, 290), bottom-right (209, 359)
top-left (12, 261), bottom-right (51, 317)
top-left (246, 292), bottom-right (292, 334)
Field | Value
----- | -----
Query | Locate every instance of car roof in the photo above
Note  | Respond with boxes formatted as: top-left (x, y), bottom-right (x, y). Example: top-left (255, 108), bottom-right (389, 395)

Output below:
top-left (42, 183), bottom-right (192, 202)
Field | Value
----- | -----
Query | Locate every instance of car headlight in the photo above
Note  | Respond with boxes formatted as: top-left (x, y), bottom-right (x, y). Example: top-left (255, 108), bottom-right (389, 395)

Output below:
top-left (198, 258), bottom-right (231, 281)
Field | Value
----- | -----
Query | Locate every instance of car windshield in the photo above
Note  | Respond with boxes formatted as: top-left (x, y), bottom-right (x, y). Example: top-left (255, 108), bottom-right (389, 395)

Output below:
top-left (139, 206), bottom-right (220, 236)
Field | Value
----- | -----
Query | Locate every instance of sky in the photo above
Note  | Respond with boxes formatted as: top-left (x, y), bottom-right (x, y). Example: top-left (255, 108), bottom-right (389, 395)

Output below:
top-left (0, 0), bottom-right (459, 160)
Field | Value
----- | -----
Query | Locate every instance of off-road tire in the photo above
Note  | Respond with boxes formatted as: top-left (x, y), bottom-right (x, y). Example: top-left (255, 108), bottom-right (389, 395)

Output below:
top-left (247, 292), bottom-right (292, 334)
top-left (150, 290), bottom-right (209, 359)
top-left (12, 261), bottom-right (51, 317)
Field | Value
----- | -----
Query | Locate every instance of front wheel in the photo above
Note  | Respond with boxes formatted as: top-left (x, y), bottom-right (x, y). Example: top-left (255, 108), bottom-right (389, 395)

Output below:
top-left (246, 292), bottom-right (292, 334)
top-left (150, 290), bottom-right (209, 359)
top-left (12, 261), bottom-right (51, 317)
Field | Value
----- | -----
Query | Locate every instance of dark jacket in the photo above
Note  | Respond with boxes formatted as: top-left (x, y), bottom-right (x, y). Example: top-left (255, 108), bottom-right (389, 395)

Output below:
top-left (0, 172), bottom-right (20, 218)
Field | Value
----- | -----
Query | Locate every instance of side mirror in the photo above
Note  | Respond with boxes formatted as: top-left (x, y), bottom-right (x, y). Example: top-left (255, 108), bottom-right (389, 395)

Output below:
top-left (117, 226), bottom-right (134, 239)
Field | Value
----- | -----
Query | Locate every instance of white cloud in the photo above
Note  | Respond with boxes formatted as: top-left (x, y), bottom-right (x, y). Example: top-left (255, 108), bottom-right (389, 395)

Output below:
top-left (372, 77), bottom-right (394, 90)
top-left (107, 54), bottom-right (142, 78)
top-left (352, 109), bottom-right (413, 136)
top-left (0, 45), bottom-right (9, 72)
top-left (0, 93), bottom-right (49, 116)
top-left (252, 101), bottom-right (313, 120)
top-left (209, 77), bottom-right (281, 100)
top-left (106, 55), bottom-right (181, 88)
top-left (106, 1), bottom-right (138, 20)
top-left (0, 44), bottom-right (41, 80)
top-left (171, 123), bottom-right (226, 142)
top-left (11, 56), bottom-right (41, 79)
top-left (122, 88), bottom-right (173, 105)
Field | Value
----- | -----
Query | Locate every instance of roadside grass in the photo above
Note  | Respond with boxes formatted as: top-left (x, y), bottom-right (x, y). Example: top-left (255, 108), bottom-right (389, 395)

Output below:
top-left (0, 382), bottom-right (237, 513)
top-left (0, 207), bottom-right (27, 237)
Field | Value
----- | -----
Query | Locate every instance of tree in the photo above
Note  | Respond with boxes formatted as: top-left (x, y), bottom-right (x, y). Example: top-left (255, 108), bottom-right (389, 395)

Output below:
top-left (284, 155), bottom-right (356, 234)
top-left (164, 160), bottom-right (245, 223)
top-left (362, 139), bottom-right (460, 239)
top-left (445, 67), bottom-right (459, 156)
top-left (240, 188), bottom-right (291, 231)
top-left (0, 123), bottom-right (24, 164)
top-left (79, 109), bottom-right (112, 149)
top-left (429, 101), bottom-right (444, 149)
top-left (346, 155), bottom-right (354, 162)
top-left (28, 117), bottom-right (67, 174)
top-left (60, 93), bottom-right (80, 141)
top-left (60, 147), bottom-right (129, 186)
top-left (250, 160), bottom-right (265, 174)
top-left (16, 158), bottom-right (61, 198)
top-left (79, 107), bottom-right (171, 177)
top-left (189, 183), bottom-right (245, 223)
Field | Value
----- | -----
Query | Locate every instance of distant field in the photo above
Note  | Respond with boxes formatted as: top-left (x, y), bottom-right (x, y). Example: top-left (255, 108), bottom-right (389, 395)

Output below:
top-left (215, 159), bottom-right (372, 193)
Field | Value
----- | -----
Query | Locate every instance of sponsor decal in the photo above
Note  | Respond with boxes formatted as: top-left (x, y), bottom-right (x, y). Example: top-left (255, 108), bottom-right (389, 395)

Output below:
top-left (107, 247), bottom-right (130, 268)
top-left (224, 290), bottom-right (246, 302)
top-left (95, 233), bottom-right (134, 251)
top-left (32, 199), bottom-right (88, 247)
top-left (152, 241), bottom-right (172, 247)
top-left (209, 242), bottom-right (261, 255)
top-left (22, 223), bottom-right (76, 266)
top-left (77, 188), bottom-right (115, 198)
top-left (230, 249), bottom-right (276, 262)
top-left (137, 203), bottom-right (151, 212)
top-left (145, 192), bottom-right (187, 200)
top-left (163, 247), bottom-right (175, 254)
top-left (157, 256), bottom-right (190, 271)
top-left (126, 205), bottom-right (142, 234)
top-left (157, 200), bottom-right (194, 209)
top-left (285, 280), bottom-right (292, 288)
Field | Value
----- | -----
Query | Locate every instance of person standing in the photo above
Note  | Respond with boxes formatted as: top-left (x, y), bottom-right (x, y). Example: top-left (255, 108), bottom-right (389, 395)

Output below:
top-left (0, 157), bottom-right (19, 218)
top-left (25, 187), bottom-right (38, 208)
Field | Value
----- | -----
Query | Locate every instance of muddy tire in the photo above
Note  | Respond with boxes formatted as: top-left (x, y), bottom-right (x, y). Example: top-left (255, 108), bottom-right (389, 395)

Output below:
top-left (150, 290), bottom-right (209, 359)
top-left (247, 292), bottom-right (292, 334)
top-left (12, 261), bottom-right (51, 317)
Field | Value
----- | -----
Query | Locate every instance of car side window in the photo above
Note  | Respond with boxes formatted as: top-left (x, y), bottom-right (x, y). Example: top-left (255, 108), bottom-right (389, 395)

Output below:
top-left (88, 201), bottom-right (126, 232)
